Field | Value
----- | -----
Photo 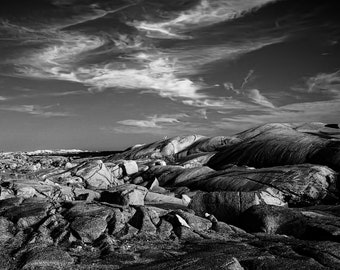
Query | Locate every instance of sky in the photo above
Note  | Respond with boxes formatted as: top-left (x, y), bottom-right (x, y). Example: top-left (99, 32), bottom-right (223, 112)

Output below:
top-left (0, 0), bottom-right (340, 151)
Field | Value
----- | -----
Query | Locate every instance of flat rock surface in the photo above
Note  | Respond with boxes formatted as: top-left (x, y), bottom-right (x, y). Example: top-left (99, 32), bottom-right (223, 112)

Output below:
top-left (0, 122), bottom-right (340, 269)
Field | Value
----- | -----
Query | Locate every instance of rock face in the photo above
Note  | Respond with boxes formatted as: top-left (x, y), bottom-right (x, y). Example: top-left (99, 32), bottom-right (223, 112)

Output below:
top-left (73, 160), bottom-right (123, 189)
top-left (173, 164), bottom-right (338, 206)
top-left (207, 123), bottom-right (340, 171)
top-left (0, 122), bottom-right (340, 269)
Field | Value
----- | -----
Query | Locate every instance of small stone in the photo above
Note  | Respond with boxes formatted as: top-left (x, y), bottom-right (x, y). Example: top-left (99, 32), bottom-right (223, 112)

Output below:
top-left (181, 194), bottom-right (191, 204)
top-left (154, 160), bottom-right (166, 166)
top-left (65, 162), bottom-right (75, 169)
top-left (139, 165), bottom-right (149, 172)
top-left (132, 176), bottom-right (144, 185)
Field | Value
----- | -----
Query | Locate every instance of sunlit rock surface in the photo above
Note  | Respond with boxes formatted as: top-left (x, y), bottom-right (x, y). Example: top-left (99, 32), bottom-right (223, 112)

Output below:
top-left (0, 122), bottom-right (340, 269)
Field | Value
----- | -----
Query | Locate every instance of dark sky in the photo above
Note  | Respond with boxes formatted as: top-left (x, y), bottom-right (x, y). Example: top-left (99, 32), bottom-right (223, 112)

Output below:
top-left (0, 0), bottom-right (340, 151)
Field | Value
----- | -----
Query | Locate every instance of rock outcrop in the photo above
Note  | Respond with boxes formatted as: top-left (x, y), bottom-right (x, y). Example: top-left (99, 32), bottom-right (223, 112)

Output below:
top-left (0, 122), bottom-right (340, 269)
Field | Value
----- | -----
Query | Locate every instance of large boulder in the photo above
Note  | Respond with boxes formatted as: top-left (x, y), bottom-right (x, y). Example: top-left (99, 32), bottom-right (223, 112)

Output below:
top-left (145, 192), bottom-right (190, 209)
top-left (208, 123), bottom-right (340, 171)
top-left (240, 204), bottom-right (340, 242)
top-left (175, 136), bottom-right (239, 159)
top-left (0, 197), bottom-right (52, 229)
top-left (65, 203), bottom-right (112, 243)
top-left (108, 135), bottom-right (205, 161)
top-left (73, 160), bottom-right (123, 189)
top-left (189, 190), bottom-right (285, 225)
top-left (100, 184), bottom-right (148, 206)
top-left (173, 164), bottom-right (338, 206)
top-left (142, 165), bottom-right (186, 186)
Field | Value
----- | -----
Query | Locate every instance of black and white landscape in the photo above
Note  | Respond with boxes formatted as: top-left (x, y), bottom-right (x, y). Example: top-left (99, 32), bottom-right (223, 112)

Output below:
top-left (0, 0), bottom-right (340, 269)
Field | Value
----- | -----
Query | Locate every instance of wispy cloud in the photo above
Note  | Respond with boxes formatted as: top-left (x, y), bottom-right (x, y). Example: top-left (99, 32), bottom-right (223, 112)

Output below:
top-left (8, 18), bottom-right (285, 106)
top-left (24, 90), bottom-right (86, 99)
top-left (241, 69), bottom-right (255, 89)
top-left (246, 89), bottom-right (276, 108)
top-left (102, 112), bottom-right (221, 135)
top-left (195, 108), bottom-right (208, 119)
top-left (0, 96), bottom-right (8, 101)
top-left (131, 0), bottom-right (280, 38)
top-left (0, 104), bottom-right (73, 117)
top-left (214, 70), bottom-right (340, 133)
top-left (221, 70), bottom-right (276, 109)
top-left (183, 96), bottom-right (273, 111)
top-left (117, 113), bottom-right (189, 129)
top-left (292, 70), bottom-right (340, 97)
top-left (216, 99), bottom-right (340, 134)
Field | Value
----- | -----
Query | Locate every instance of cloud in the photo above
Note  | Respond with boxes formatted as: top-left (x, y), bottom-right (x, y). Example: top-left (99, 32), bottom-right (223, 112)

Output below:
top-left (292, 70), bottom-right (340, 97)
top-left (12, 90), bottom-right (87, 100)
top-left (106, 113), bottom-right (219, 135)
top-left (241, 69), bottom-right (255, 89)
top-left (222, 70), bottom-right (276, 109)
top-left (223, 82), bottom-right (240, 94)
top-left (0, 96), bottom-right (8, 101)
top-left (212, 70), bottom-right (340, 133)
top-left (9, 18), bottom-right (285, 106)
top-left (117, 114), bottom-right (189, 129)
top-left (246, 89), bottom-right (276, 108)
top-left (182, 97), bottom-right (271, 111)
top-left (131, 0), bottom-right (280, 38)
top-left (306, 70), bottom-right (340, 95)
top-left (2, 0), bottom-right (287, 114)
top-left (195, 109), bottom-right (208, 119)
top-left (14, 34), bottom-right (206, 100)
top-left (216, 98), bottom-right (340, 134)
top-left (170, 38), bottom-right (286, 76)
top-left (47, 90), bottom-right (86, 97)
top-left (0, 104), bottom-right (73, 117)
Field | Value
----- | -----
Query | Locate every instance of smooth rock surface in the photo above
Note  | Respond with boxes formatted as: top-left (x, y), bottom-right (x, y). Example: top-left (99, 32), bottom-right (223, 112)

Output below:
top-left (0, 122), bottom-right (340, 269)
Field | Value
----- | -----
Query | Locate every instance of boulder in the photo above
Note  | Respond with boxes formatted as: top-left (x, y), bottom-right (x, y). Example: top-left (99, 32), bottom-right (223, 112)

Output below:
top-left (107, 163), bottom-right (124, 179)
top-left (208, 123), bottom-right (340, 171)
top-left (122, 160), bottom-right (138, 176)
top-left (189, 190), bottom-right (285, 225)
top-left (128, 206), bottom-right (158, 234)
top-left (100, 184), bottom-right (148, 206)
top-left (145, 191), bottom-right (190, 209)
top-left (0, 217), bottom-right (14, 243)
top-left (181, 153), bottom-right (216, 168)
top-left (20, 246), bottom-right (74, 269)
top-left (73, 160), bottom-right (123, 189)
top-left (175, 136), bottom-right (237, 159)
top-left (240, 204), bottom-right (340, 242)
top-left (142, 165), bottom-right (185, 186)
top-left (173, 209), bottom-right (212, 231)
top-left (0, 197), bottom-right (52, 229)
top-left (108, 207), bottom-right (136, 235)
top-left (132, 176), bottom-right (144, 185)
top-left (174, 164), bottom-right (338, 206)
top-left (108, 135), bottom-right (205, 161)
top-left (70, 215), bottom-right (108, 243)
top-left (66, 203), bottom-right (112, 243)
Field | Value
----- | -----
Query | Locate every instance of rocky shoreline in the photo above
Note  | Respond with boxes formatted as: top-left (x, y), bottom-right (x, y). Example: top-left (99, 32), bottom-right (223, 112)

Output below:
top-left (0, 122), bottom-right (339, 269)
